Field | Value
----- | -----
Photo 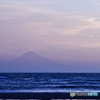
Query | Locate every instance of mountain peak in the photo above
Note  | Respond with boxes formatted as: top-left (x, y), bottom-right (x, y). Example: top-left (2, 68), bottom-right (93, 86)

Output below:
top-left (24, 51), bottom-right (36, 55)
top-left (19, 51), bottom-right (44, 61)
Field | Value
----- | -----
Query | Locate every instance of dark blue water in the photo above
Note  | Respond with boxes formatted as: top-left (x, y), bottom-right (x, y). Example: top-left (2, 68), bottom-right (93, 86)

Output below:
top-left (0, 73), bottom-right (100, 93)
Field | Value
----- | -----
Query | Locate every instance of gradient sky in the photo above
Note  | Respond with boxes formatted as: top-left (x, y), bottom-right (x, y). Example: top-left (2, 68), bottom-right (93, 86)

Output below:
top-left (1, 0), bottom-right (100, 64)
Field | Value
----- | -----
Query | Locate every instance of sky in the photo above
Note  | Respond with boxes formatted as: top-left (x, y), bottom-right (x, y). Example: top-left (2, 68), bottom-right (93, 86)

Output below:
top-left (0, 0), bottom-right (100, 64)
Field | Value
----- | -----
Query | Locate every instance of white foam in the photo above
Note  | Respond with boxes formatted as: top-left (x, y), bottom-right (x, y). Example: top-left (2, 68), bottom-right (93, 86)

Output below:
top-left (1, 89), bottom-right (100, 93)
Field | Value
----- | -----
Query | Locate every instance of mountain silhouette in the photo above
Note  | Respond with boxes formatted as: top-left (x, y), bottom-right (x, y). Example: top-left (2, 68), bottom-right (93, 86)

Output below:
top-left (0, 52), bottom-right (68, 72)
top-left (0, 52), bottom-right (99, 72)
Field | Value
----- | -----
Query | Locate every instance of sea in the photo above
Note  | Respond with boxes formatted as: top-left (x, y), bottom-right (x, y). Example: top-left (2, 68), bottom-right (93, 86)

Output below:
top-left (0, 73), bottom-right (100, 93)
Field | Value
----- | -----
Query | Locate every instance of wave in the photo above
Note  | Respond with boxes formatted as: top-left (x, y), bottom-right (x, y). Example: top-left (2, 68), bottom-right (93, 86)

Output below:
top-left (0, 76), bottom-right (7, 79)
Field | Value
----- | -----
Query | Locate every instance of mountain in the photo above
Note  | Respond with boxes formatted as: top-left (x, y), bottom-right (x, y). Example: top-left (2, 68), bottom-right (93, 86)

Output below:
top-left (0, 52), bottom-right (100, 72)
top-left (0, 52), bottom-right (68, 72)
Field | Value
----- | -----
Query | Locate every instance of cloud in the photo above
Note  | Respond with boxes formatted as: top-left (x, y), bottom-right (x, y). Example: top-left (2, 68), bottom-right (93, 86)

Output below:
top-left (0, 0), bottom-right (100, 57)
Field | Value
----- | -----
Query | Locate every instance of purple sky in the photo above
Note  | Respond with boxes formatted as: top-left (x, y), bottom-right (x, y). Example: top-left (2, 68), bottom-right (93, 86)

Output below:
top-left (0, 0), bottom-right (100, 64)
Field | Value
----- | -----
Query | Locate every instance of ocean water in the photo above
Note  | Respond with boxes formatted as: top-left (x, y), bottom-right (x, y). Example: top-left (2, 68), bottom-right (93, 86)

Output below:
top-left (0, 73), bottom-right (100, 93)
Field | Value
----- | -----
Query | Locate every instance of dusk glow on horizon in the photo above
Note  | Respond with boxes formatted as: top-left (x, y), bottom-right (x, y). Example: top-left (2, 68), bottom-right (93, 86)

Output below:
top-left (0, 0), bottom-right (100, 66)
